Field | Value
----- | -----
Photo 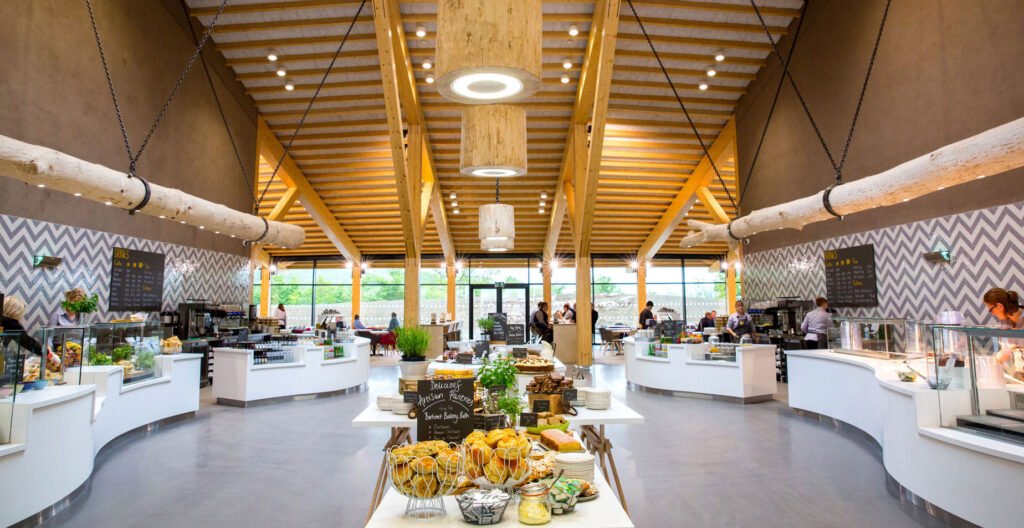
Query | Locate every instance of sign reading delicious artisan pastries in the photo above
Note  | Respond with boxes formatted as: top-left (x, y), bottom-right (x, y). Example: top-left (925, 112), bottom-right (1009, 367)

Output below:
top-left (416, 378), bottom-right (475, 443)
top-left (109, 247), bottom-right (165, 312)
top-left (823, 244), bottom-right (878, 307)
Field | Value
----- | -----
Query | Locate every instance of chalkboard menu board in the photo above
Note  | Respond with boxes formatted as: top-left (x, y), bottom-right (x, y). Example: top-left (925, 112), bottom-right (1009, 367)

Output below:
top-left (489, 313), bottom-right (508, 343)
top-left (507, 324), bottom-right (526, 345)
top-left (657, 320), bottom-right (686, 339)
top-left (824, 244), bottom-right (878, 307)
top-left (416, 378), bottom-right (475, 443)
top-left (109, 247), bottom-right (165, 312)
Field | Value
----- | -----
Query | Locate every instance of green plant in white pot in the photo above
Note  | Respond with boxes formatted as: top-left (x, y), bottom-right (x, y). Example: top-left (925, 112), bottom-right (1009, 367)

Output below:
top-left (396, 325), bottom-right (430, 378)
top-left (477, 316), bottom-right (495, 342)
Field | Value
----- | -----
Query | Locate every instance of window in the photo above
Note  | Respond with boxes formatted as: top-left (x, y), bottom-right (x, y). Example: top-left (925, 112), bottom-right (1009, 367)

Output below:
top-left (360, 268), bottom-right (405, 327)
top-left (592, 267), bottom-right (638, 328)
top-left (270, 267), bottom-right (314, 327)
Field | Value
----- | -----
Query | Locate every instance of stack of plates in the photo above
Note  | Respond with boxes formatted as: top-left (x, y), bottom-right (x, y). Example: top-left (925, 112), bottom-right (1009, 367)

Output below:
top-left (554, 452), bottom-right (595, 483)
top-left (575, 387), bottom-right (591, 406)
top-left (585, 389), bottom-right (611, 410)
top-left (377, 394), bottom-right (397, 411)
top-left (391, 399), bottom-right (414, 415)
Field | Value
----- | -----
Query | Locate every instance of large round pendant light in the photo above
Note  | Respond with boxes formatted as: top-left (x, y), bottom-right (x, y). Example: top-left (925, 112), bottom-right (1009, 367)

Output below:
top-left (479, 202), bottom-right (515, 241)
top-left (481, 237), bottom-right (514, 252)
top-left (436, 0), bottom-right (543, 104)
top-left (461, 105), bottom-right (527, 177)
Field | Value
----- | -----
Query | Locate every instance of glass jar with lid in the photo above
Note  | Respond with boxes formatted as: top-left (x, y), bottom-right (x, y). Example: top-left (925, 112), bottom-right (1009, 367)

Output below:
top-left (517, 482), bottom-right (551, 525)
top-left (708, 334), bottom-right (720, 353)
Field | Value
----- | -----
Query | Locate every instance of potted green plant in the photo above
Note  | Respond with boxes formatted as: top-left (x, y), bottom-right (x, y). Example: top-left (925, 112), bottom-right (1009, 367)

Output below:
top-left (477, 357), bottom-right (518, 390)
top-left (496, 388), bottom-right (524, 428)
top-left (477, 316), bottom-right (495, 342)
top-left (395, 325), bottom-right (431, 378)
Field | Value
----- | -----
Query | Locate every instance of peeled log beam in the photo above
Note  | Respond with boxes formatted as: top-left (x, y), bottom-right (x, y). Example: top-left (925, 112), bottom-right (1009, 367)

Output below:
top-left (0, 135), bottom-right (305, 248)
top-left (680, 116), bottom-right (1024, 248)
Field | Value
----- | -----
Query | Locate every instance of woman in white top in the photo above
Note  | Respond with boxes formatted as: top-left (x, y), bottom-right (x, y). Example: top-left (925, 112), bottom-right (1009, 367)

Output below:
top-left (274, 303), bottom-right (287, 328)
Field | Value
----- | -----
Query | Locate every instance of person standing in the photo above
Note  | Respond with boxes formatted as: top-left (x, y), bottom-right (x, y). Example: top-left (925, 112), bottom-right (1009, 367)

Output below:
top-left (983, 288), bottom-right (1023, 379)
top-left (49, 288), bottom-right (85, 327)
top-left (726, 301), bottom-right (756, 342)
top-left (568, 303), bottom-right (578, 323)
top-left (800, 297), bottom-right (833, 349)
top-left (388, 312), bottom-right (401, 332)
top-left (696, 312), bottom-right (715, 332)
top-left (532, 302), bottom-right (553, 344)
top-left (639, 301), bottom-right (655, 329)
top-left (274, 303), bottom-right (287, 328)
top-left (591, 306), bottom-right (599, 336)
top-left (2, 295), bottom-right (44, 356)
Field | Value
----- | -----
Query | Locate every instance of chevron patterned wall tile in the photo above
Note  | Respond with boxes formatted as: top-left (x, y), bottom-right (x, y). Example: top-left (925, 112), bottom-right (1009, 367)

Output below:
top-left (0, 215), bottom-right (252, 331)
top-left (744, 202), bottom-right (1024, 325)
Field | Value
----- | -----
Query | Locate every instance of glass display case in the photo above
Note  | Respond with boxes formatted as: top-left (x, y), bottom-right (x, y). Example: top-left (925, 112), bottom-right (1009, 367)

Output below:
top-left (1, 331), bottom-right (29, 444)
top-left (86, 321), bottom-right (162, 384)
top-left (33, 325), bottom-right (88, 386)
top-left (931, 326), bottom-right (1024, 433)
top-left (830, 317), bottom-right (915, 359)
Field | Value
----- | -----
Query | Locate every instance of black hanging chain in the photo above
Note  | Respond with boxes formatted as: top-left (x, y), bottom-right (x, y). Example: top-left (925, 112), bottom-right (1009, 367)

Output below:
top-left (625, 0), bottom-right (737, 213)
top-left (750, 0), bottom-right (892, 184)
top-left (254, 0), bottom-right (368, 211)
top-left (739, 0), bottom-right (809, 206)
top-left (178, 0), bottom-right (254, 201)
top-left (85, 0), bottom-right (229, 178)
top-left (495, 178), bottom-right (500, 203)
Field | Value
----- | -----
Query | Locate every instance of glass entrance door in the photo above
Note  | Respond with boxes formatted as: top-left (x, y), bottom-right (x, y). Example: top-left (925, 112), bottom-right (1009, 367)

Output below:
top-left (468, 284), bottom-right (530, 339)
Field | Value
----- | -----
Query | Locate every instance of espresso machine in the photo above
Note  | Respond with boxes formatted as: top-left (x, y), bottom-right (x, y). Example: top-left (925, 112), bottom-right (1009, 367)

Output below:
top-left (176, 301), bottom-right (213, 340)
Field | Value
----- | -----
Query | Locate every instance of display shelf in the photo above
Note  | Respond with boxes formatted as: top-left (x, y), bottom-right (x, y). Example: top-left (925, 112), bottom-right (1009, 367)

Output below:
top-left (635, 355), bottom-right (670, 363)
top-left (625, 339), bottom-right (777, 402)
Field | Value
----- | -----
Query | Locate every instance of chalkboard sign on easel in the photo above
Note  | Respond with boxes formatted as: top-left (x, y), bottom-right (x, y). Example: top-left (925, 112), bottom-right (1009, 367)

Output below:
top-left (489, 313), bottom-right (508, 343)
top-left (109, 247), bottom-right (165, 312)
top-left (824, 244), bottom-right (879, 307)
top-left (417, 378), bottom-right (475, 443)
top-left (507, 324), bottom-right (526, 345)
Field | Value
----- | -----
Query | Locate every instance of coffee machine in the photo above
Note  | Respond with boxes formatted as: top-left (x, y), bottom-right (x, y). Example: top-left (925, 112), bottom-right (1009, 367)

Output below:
top-left (176, 301), bottom-right (213, 340)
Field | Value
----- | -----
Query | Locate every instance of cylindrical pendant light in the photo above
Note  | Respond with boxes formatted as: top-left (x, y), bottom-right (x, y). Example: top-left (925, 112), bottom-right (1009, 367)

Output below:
top-left (481, 237), bottom-right (514, 252)
top-left (478, 202), bottom-right (515, 241)
top-left (461, 105), bottom-right (527, 177)
top-left (436, 0), bottom-right (542, 104)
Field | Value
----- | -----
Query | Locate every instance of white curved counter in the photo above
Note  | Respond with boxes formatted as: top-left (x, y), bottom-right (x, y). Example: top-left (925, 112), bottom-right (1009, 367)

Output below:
top-left (213, 337), bottom-right (370, 406)
top-left (0, 353), bottom-right (201, 527)
top-left (787, 349), bottom-right (1024, 528)
top-left (624, 338), bottom-right (777, 402)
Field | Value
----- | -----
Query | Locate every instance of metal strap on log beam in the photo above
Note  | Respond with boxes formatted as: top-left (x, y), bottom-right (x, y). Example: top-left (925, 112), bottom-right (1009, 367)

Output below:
top-left (257, 119), bottom-right (359, 260)
top-left (637, 116), bottom-right (735, 260)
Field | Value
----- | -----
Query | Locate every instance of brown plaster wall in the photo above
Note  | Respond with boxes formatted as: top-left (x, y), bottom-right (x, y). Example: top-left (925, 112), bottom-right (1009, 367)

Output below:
top-left (0, 0), bottom-right (257, 256)
top-left (736, 0), bottom-right (1024, 254)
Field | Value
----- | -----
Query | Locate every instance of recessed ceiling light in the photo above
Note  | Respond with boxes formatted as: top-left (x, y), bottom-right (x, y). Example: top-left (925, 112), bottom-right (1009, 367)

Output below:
top-left (423, 60), bottom-right (432, 70)
top-left (714, 50), bottom-right (726, 62)
top-left (180, 220), bottom-right (186, 224)
top-left (539, 208), bottom-right (545, 214)
top-left (540, 192), bottom-right (548, 199)
top-left (471, 168), bottom-right (519, 177)
top-left (267, 50), bottom-right (278, 62)
top-left (562, 59), bottom-right (572, 70)
top-left (37, 184), bottom-right (45, 188)
top-left (453, 208), bottom-right (460, 214)
top-left (158, 215), bottom-right (166, 219)
top-left (104, 201), bottom-right (112, 206)
top-left (199, 225), bottom-right (205, 229)
top-left (276, 67), bottom-right (287, 77)
top-left (74, 192), bottom-right (82, 197)
top-left (425, 74), bottom-right (435, 84)
top-left (415, 26), bottom-right (426, 38)
top-left (568, 25), bottom-right (579, 37)
top-left (230, 234), bottom-right (236, 238)
top-left (560, 74), bottom-right (570, 84)
top-left (706, 66), bottom-right (717, 77)
top-left (451, 72), bottom-right (524, 100)
top-left (450, 192), bottom-right (457, 200)
top-left (215, 231), bottom-right (220, 234)
top-left (452, 201), bottom-right (458, 207)
top-left (284, 81), bottom-right (295, 91)
top-left (539, 201), bottom-right (546, 207)
top-left (698, 81), bottom-right (709, 91)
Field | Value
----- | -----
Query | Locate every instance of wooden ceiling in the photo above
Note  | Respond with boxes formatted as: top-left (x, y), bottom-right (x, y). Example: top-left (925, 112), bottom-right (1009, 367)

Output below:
top-left (188, 0), bottom-right (802, 258)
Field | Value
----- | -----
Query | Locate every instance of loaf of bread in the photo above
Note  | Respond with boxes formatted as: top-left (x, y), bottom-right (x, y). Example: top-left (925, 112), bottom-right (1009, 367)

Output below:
top-left (540, 429), bottom-right (582, 452)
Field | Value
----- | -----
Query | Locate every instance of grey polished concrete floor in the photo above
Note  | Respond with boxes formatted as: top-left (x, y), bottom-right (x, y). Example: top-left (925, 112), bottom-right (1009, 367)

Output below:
top-left (45, 363), bottom-right (923, 528)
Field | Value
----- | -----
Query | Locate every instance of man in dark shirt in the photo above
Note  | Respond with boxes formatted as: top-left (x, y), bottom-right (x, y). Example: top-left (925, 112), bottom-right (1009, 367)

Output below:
top-left (638, 301), bottom-right (655, 329)
top-left (696, 312), bottom-right (715, 332)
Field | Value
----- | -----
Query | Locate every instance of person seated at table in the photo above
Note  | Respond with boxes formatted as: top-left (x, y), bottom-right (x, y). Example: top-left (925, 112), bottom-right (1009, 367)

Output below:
top-left (353, 314), bottom-right (368, 330)
top-left (569, 303), bottom-right (578, 322)
top-left (388, 312), bottom-right (401, 332)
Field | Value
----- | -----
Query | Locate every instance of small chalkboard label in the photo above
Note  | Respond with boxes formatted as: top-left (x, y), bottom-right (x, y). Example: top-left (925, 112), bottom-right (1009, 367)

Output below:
top-left (520, 412), bottom-right (538, 428)
top-left (489, 313), bottom-right (508, 343)
top-left (417, 378), bottom-right (475, 443)
top-left (456, 353), bottom-right (474, 364)
top-left (404, 391), bottom-right (418, 404)
top-left (532, 399), bottom-right (551, 413)
top-left (473, 341), bottom-right (490, 358)
top-left (474, 414), bottom-right (506, 431)
top-left (562, 388), bottom-right (578, 403)
top-left (507, 324), bottom-right (526, 345)
top-left (512, 348), bottom-right (528, 359)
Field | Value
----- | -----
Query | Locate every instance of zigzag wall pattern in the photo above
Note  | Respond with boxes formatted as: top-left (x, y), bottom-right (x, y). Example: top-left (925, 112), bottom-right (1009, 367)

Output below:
top-left (743, 202), bottom-right (1024, 325)
top-left (0, 215), bottom-right (251, 332)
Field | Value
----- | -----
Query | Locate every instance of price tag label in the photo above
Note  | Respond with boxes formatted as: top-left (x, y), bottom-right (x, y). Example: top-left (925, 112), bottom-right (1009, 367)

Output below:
top-left (512, 348), bottom-right (528, 359)
top-left (519, 412), bottom-right (538, 428)
top-left (404, 391), bottom-right (419, 404)
top-left (475, 414), bottom-right (506, 431)
top-left (532, 399), bottom-right (551, 413)
top-left (562, 388), bottom-right (578, 403)
top-left (456, 353), bottom-right (474, 364)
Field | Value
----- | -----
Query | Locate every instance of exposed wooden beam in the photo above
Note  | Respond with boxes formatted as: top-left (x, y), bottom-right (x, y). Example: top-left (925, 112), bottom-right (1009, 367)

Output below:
top-left (257, 119), bottom-right (361, 261)
top-left (696, 185), bottom-right (730, 224)
top-left (636, 116), bottom-right (735, 261)
top-left (268, 185), bottom-right (300, 221)
top-left (372, 0), bottom-right (419, 256)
